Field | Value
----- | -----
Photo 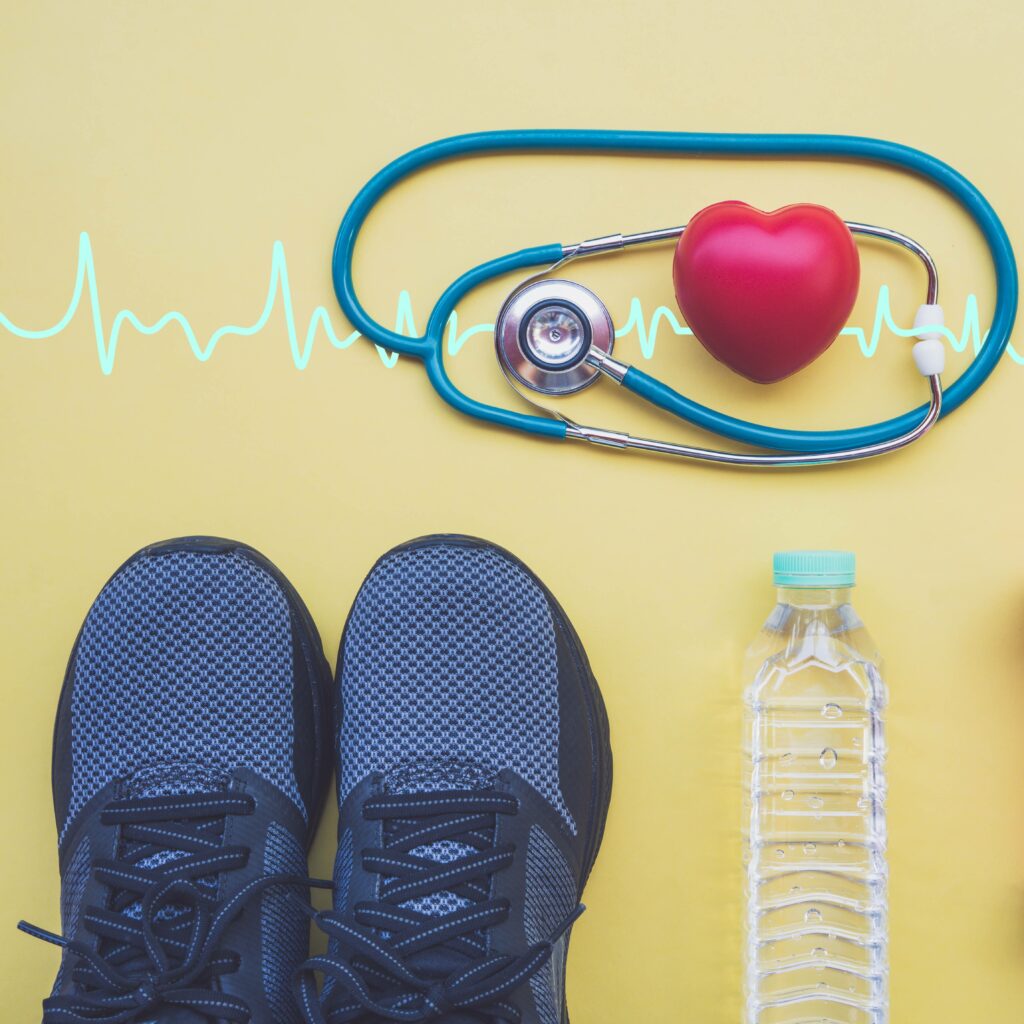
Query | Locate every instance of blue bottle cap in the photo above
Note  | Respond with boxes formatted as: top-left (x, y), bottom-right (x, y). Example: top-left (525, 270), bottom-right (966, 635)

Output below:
top-left (773, 550), bottom-right (856, 588)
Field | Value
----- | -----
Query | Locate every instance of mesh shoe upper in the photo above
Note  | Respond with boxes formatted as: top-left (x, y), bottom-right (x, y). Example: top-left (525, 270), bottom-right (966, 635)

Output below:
top-left (56, 546), bottom-right (308, 839)
top-left (40, 537), bottom-right (333, 1024)
top-left (299, 535), bottom-right (612, 1024)
top-left (337, 541), bottom-right (574, 830)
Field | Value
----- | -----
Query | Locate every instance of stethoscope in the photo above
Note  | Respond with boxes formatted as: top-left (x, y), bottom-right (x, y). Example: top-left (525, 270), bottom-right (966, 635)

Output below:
top-left (332, 131), bottom-right (1017, 467)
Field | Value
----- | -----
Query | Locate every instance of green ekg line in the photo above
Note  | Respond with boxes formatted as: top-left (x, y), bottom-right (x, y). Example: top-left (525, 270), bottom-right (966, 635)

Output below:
top-left (1, 232), bottom-right (1019, 374)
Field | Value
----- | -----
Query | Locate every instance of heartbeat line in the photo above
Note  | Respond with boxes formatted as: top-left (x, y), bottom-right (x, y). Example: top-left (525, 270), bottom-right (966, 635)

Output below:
top-left (1, 232), bottom-right (1019, 374)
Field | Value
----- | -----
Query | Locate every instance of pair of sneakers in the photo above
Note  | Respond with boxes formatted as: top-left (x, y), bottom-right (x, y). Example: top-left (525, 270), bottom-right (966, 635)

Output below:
top-left (27, 534), bottom-right (612, 1023)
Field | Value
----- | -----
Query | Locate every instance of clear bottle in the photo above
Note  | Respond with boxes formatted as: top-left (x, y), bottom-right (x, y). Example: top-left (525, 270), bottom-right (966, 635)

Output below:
top-left (743, 551), bottom-right (887, 1024)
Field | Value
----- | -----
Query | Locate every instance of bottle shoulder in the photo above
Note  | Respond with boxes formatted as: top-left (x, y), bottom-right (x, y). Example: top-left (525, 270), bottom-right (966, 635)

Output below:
top-left (744, 601), bottom-right (885, 705)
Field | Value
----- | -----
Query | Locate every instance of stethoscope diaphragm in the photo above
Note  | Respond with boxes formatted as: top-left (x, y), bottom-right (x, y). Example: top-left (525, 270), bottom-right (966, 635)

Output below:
top-left (495, 279), bottom-right (614, 396)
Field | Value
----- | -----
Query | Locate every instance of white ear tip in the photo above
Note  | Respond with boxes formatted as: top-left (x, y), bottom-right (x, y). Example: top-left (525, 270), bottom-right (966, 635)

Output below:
top-left (914, 303), bottom-right (944, 342)
top-left (913, 338), bottom-right (945, 376)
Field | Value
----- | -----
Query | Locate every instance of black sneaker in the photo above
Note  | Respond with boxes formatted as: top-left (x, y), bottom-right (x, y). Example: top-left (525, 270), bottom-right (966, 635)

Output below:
top-left (23, 537), bottom-right (333, 1023)
top-left (296, 535), bottom-right (613, 1023)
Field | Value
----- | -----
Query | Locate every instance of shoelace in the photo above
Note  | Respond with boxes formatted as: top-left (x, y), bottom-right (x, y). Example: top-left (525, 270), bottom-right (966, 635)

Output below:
top-left (21, 790), bottom-right (324, 1023)
top-left (294, 789), bottom-right (584, 1024)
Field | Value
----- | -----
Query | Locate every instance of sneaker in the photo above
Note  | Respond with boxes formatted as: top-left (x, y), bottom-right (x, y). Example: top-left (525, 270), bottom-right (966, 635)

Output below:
top-left (296, 535), bottom-right (613, 1023)
top-left (24, 536), bottom-right (334, 1023)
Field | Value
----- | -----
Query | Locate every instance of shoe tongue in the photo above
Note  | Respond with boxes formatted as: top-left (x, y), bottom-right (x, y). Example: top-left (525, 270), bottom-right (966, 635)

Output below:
top-left (94, 765), bottom-right (233, 1023)
top-left (383, 758), bottom-right (495, 796)
top-left (382, 760), bottom-right (496, 939)
top-left (127, 762), bottom-right (231, 799)
top-left (121, 764), bottom-right (231, 924)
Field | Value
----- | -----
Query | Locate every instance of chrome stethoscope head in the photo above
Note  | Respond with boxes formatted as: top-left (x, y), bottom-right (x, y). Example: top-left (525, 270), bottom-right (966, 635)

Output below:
top-left (496, 279), bottom-right (615, 396)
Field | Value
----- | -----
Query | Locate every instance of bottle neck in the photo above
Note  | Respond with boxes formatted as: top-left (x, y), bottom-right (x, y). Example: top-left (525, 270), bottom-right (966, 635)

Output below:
top-left (776, 586), bottom-right (853, 608)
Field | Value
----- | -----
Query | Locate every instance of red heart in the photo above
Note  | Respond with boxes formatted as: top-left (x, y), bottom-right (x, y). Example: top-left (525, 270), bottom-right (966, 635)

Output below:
top-left (672, 201), bottom-right (860, 384)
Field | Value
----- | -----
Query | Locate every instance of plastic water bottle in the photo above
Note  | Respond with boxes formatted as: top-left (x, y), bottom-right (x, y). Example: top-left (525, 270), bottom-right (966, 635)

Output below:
top-left (743, 551), bottom-right (887, 1024)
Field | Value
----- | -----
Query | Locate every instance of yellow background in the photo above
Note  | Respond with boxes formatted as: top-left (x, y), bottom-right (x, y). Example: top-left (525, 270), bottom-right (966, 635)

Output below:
top-left (2, 1), bottom-right (1023, 1019)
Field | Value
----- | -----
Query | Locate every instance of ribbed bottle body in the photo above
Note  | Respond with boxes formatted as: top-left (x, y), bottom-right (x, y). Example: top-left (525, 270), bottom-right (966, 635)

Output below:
top-left (744, 589), bottom-right (887, 1024)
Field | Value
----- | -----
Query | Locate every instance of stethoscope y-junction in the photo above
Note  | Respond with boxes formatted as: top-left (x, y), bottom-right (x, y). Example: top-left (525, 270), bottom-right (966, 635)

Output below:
top-left (332, 131), bottom-right (1017, 467)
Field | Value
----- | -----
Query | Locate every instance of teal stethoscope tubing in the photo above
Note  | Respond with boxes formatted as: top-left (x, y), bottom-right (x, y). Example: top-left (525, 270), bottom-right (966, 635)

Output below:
top-left (332, 130), bottom-right (1017, 454)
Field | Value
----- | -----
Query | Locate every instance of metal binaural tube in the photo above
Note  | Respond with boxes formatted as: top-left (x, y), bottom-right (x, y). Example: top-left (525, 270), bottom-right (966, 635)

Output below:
top-left (564, 374), bottom-right (942, 467)
top-left (845, 222), bottom-right (939, 303)
top-left (562, 221), bottom-right (938, 302)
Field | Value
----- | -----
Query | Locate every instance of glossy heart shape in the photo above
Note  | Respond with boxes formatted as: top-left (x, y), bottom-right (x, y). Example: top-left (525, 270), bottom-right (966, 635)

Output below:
top-left (673, 201), bottom-right (860, 384)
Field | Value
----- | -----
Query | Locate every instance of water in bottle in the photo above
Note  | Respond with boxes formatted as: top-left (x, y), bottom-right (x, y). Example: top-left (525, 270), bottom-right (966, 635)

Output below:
top-left (744, 551), bottom-right (887, 1024)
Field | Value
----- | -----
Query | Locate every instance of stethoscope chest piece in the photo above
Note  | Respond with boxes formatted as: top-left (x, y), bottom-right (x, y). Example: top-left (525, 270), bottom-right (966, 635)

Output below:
top-left (496, 279), bottom-right (614, 395)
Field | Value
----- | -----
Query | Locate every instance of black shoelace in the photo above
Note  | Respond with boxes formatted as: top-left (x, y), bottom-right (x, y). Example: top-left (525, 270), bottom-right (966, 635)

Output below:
top-left (294, 789), bottom-right (583, 1024)
top-left (21, 790), bottom-right (322, 1023)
